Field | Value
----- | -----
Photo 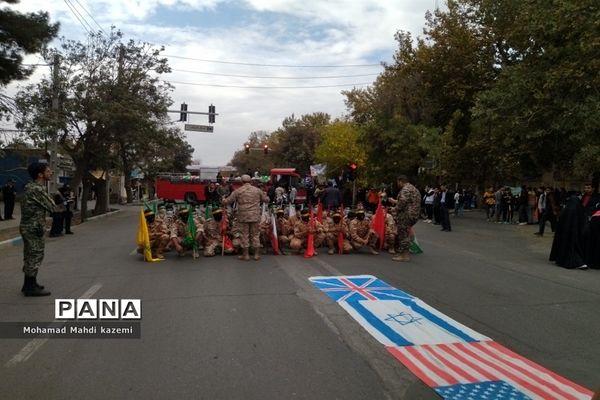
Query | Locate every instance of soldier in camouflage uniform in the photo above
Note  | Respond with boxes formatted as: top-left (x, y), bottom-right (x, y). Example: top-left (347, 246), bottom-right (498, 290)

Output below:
top-left (229, 216), bottom-right (243, 252)
top-left (222, 175), bottom-right (269, 261)
top-left (275, 208), bottom-right (292, 249)
top-left (348, 209), bottom-right (379, 255)
top-left (325, 211), bottom-right (352, 254)
top-left (259, 211), bottom-right (272, 254)
top-left (19, 162), bottom-right (55, 296)
top-left (289, 209), bottom-right (311, 253)
top-left (389, 175), bottom-right (421, 262)
top-left (193, 208), bottom-right (205, 249)
top-left (169, 208), bottom-right (189, 256)
top-left (384, 211), bottom-right (397, 254)
top-left (203, 208), bottom-right (233, 257)
top-left (148, 211), bottom-right (170, 259)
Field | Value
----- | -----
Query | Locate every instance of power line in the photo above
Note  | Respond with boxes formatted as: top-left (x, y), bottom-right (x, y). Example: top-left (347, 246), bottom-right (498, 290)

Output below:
top-left (169, 68), bottom-right (379, 80)
top-left (163, 54), bottom-right (382, 68)
top-left (72, 0), bottom-right (108, 35)
top-left (165, 80), bottom-right (372, 89)
top-left (63, 0), bottom-right (92, 35)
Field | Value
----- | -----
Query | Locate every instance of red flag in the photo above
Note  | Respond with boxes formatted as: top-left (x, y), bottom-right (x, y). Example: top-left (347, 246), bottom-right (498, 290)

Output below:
top-left (304, 209), bottom-right (316, 258)
top-left (317, 200), bottom-right (323, 223)
top-left (220, 209), bottom-right (228, 236)
top-left (371, 199), bottom-right (386, 249)
top-left (220, 210), bottom-right (234, 254)
top-left (338, 205), bottom-right (345, 255)
top-left (270, 213), bottom-right (280, 255)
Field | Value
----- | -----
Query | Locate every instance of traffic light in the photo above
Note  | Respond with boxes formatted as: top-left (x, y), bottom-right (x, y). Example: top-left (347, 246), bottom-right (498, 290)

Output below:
top-left (348, 163), bottom-right (357, 181)
top-left (179, 103), bottom-right (187, 122)
top-left (263, 144), bottom-right (269, 155)
top-left (208, 104), bottom-right (216, 123)
top-left (244, 143), bottom-right (250, 154)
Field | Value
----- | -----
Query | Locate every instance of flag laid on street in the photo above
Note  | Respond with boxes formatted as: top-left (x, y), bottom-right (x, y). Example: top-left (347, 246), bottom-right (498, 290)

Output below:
top-left (309, 275), bottom-right (414, 302)
top-left (309, 274), bottom-right (594, 399)
top-left (340, 299), bottom-right (489, 346)
top-left (387, 341), bottom-right (594, 400)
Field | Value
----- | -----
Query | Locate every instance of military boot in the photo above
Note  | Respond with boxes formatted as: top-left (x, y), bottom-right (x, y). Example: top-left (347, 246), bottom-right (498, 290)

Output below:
top-left (253, 248), bottom-right (260, 261)
top-left (23, 276), bottom-right (51, 297)
top-left (21, 276), bottom-right (45, 293)
top-left (392, 251), bottom-right (410, 262)
top-left (238, 248), bottom-right (250, 261)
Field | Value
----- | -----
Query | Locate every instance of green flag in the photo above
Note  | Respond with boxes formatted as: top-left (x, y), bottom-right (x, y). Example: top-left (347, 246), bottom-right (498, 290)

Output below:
top-left (183, 206), bottom-right (198, 250)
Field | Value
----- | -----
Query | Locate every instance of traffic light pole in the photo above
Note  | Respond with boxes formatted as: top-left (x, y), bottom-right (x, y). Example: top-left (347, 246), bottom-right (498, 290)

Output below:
top-left (167, 109), bottom-right (218, 116)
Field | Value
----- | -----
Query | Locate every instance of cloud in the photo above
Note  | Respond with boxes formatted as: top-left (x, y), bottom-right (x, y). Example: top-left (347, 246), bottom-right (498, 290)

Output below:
top-left (4, 0), bottom-right (437, 165)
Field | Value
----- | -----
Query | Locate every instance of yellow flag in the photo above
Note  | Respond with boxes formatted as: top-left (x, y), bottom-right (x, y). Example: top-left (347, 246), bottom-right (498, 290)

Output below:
top-left (137, 208), bottom-right (163, 262)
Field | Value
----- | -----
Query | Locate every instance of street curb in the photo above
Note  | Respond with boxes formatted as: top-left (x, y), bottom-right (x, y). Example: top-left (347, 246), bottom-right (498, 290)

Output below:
top-left (84, 208), bottom-right (122, 221)
top-left (0, 236), bottom-right (22, 249)
top-left (0, 209), bottom-right (122, 250)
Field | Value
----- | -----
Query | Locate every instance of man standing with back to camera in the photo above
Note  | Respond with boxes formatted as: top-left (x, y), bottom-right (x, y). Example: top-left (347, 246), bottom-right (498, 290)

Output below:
top-left (388, 175), bottom-right (421, 262)
top-left (20, 162), bottom-right (55, 296)
top-left (222, 174), bottom-right (269, 261)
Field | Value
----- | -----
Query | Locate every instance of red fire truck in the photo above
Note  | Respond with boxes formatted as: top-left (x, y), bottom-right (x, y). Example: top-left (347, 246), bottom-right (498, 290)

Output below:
top-left (155, 168), bottom-right (308, 204)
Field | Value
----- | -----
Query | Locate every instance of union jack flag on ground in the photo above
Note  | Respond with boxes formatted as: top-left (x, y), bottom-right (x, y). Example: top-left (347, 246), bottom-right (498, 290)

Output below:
top-left (309, 275), bottom-right (414, 302)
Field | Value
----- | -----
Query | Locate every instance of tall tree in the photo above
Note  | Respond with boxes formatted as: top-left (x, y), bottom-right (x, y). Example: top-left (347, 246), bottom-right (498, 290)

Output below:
top-left (272, 112), bottom-right (329, 175)
top-left (314, 120), bottom-right (366, 179)
top-left (0, 0), bottom-right (59, 116)
top-left (15, 29), bottom-right (176, 217)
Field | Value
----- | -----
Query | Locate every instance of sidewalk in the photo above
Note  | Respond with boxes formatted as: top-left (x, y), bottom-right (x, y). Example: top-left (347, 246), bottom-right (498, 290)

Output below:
top-left (0, 200), bottom-right (120, 245)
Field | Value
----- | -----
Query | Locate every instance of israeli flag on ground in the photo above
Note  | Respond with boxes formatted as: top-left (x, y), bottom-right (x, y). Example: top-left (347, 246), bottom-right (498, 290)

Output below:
top-left (340, 299), bottom-right (490, 346)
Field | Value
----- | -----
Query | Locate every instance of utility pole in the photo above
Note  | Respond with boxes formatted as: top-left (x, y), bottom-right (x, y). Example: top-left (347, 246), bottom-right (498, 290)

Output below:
top-left (49, 54), bottom-right (60, 194)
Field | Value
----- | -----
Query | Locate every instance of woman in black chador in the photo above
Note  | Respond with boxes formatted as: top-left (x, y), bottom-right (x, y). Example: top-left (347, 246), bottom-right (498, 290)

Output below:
top-left (586, 211), bottom-right (600, 268)
top-left (549, 193), bottom-right (588, 269)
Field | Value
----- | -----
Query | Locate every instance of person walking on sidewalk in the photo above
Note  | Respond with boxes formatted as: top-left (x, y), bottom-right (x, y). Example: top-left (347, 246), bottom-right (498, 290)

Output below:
top-left (20, 162), bottom-right (55, 296)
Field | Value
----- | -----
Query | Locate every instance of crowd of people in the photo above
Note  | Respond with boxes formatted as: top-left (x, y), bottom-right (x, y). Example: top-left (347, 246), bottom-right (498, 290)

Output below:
top-left (141, 174), bottom-right (423, 263)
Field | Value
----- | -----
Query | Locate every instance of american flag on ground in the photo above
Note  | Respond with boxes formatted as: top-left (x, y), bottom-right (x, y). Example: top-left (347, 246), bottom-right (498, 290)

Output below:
top-left (387, 341), bottom-right (594, 400)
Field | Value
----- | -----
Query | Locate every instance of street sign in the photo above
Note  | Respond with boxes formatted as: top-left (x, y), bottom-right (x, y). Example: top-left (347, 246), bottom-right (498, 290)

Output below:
top-left (184, 124), bottom-right (214, 133)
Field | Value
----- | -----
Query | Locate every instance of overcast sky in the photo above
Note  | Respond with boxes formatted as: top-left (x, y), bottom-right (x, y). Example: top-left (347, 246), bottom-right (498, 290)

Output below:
top-left (5, 0), bottom-right (438, 166)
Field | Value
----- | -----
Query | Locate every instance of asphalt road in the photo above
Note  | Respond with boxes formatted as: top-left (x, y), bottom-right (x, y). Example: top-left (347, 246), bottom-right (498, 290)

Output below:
top-left (0, 207), bottom-right (598, 399)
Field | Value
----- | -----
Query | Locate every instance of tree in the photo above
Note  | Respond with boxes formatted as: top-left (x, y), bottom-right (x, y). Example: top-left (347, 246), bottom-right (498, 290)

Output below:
top-left (272, 112), bottom-right (329, 175)
top-left (314, 120), bottom-right (366, 179)
top-left (0, 0), bottom-right (59, 116)
top-left (15, 29), bottom-right (177, 217)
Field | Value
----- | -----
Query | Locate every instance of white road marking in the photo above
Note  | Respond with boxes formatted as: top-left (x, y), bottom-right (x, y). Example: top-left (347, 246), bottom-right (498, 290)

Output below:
top-left (129, 248), bottom-right (138, 256)
top-left (4, 283), bottom-right (103, 368)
